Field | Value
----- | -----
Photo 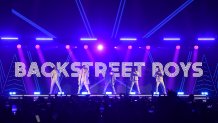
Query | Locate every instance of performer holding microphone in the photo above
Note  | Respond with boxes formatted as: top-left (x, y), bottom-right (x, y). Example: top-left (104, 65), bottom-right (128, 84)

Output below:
top-left (49, 66), bottom-right (62, 94)
top-left (129, 68), bottom-right (141, 94)
top-left (77, 65), bottom-right (91, 94)
top-left (154, 66), bottom-right (167, 94)
top-left (103, 67), bottom-right (117, 94)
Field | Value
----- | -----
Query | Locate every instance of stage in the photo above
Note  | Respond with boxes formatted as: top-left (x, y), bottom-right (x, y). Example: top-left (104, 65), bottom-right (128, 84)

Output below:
top-left (8, 94), bottom-right (209, 101)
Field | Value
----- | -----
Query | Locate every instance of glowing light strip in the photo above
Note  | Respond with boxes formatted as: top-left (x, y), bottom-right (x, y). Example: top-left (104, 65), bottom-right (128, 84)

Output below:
top-left (198, 38), bottom-right (215, 41)
top-left (120, 38), bottom-right (137, 41)
top-left (36, 38), bottom-right (53, 41)
top-left (111, 0), bottom-right (123, 38)
top-left (143, 0), bottom-right (193, 38)
top-left (114, 0), bottom-right (126, 38)
top-left (12, 9), bottom-right (56, 38)
top-left (163, 37), bottom-right (181, 41)
top-left (1, 37), bottom-right (18, 40)
top-left (80, 38), bottom-right (97, 41)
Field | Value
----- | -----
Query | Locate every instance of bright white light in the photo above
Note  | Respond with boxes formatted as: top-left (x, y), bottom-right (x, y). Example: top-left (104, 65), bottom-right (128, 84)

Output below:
top-left (9, 92), bottom-right (16, 95)
top-left (106, 92), bottom-right (112, 95)
top-left (97, 44), bottom-right (103, 51)
top-left (1, 37), bottom-right (18, 40)
top-left (130, 92), bottom-right (136, 95)
top-left (153, 92), bottom-right (159, 95)
top-left (163, 37), bottom-right (181, 41)
top-left (80, 38), bottom-right (97, 41)
top-left (177, 92), bottom-right (184, 95)
top-left (58, 92), bottom-right (64, 95)
top-left (198, 38), bottom-right (215, 41)
top-left (201, 92), bottom-right (208, 96)
top-left (36, 38), bottom-right (53, 41)
top-left (34, 92), bottom-right (41, 95)
top-left (81, 92), bottom-right (88, 95)
top-left (120, 38), bottom-right (137, 41)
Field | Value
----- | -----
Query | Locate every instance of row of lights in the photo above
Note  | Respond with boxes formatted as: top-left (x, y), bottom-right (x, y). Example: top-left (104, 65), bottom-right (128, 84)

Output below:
top-left (16, 44), bottom-right (199, 50)
top-left (1, 37), bottom-right (216, 41)
top-left (9, 91), bottom-right (208, 96)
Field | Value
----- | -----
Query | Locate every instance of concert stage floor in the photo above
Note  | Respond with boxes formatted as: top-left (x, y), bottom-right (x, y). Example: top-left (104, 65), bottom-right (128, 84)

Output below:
top-left (8, 94), bottom-right (209, 101)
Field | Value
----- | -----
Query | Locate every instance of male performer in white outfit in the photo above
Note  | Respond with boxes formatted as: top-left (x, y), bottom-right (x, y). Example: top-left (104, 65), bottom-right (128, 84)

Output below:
top-left (77, 65), bottom-right (91, 94)
top-left (49, 66), bottom-right (62, 94)
top-left (103, 67), bottom-right (116, 94)
top-left (154, 66), bottom-right (167, 94)
top-left (129, 68), bottom-right (141, 94)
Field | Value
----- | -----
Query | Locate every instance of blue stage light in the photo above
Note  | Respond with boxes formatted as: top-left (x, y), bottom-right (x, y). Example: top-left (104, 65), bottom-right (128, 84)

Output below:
top-left (80, 38), bottom-right (97, 41)
top-left (163, 37), bottom-right (181, 41)
top-left (34, 92), bottom-right (41, 95)
top-left (1, 37), bottom-right (18, 40)
top-left (36, 37), bottom-right (53, 41)
top-left (198, 37), bottom-right (215, 41)
top-left (120, 38), bottom-right (137, 41)
top-left (11, 104), bottom-right (17, 115)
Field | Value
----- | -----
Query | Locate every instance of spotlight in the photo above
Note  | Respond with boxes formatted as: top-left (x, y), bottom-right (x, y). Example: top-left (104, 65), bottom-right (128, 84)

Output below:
top-left (201, 92), bottom-right (208, 96)
top-left (84, 45), bottom-right (88, 49)
top-left (146, 45), bottom-right (150, 50)
top-left (65, 45), bottom-right (70, 49)
top-left (97, 44), bottom-right (103, 51)
top-left (114, 46), bottom-right (117, 49)
top-left (153, 92), bottom-right (159, 95)
top-left (129, 92), bottom-right (136, 95)
top-left (34, 92), bottom-right (41, 95)
top-left (106, 92), bottom-right (112, 95)
top-left (17, 44), bottom-right (21, 49)
top-left (128, 45), bottom-right (132, 49)
top-left (194, 45), bottom-right (199, 50)
top-left (35, 45), bottom-right (40, 49)
top-left (177, 92), bottom-right (184, 95)
top-left (81, 92), bottom-right (88, 95)
top-left (9, 92), bottom-right (16, 95)
top-left (176, 45), bottom-right (180, 49)
top-left (58, 92), bottom-right (64, 95)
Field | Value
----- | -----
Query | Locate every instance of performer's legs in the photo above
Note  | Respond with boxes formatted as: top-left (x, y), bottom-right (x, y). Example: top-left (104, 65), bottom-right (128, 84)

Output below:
top-left (155, 81), bottom-right (160, 93)
top-left (135, 81), bottom-right (141, 94)
top-left (129, 82), bottom-right (134, 93)
top-left (77, 84), bottom-right (83, 94)
top-left (55, 80), bottom-right (62, 93)
top-left (49, 80), bottom-right (55, 94)
top-left (103, 82), bottom-right (109, 94)
top-left (160, 81), bottom-right (167, 94)
top-left (84, 84), bottom-right (91, 94)
top-left (111, 83), bottom-right (116, 94)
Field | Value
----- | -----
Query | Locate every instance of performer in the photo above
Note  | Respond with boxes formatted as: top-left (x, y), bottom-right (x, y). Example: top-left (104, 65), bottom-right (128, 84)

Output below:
top-left (129, 68), bottom-right (141, 94)
top-left (49, 66), bottom-right (62, 94)
top-left (103, 67), bottom-right (116, 94)
top-left (154, 66), bottom-right (167, 94)
top-left (77, 65), bottom-right (91, 94)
